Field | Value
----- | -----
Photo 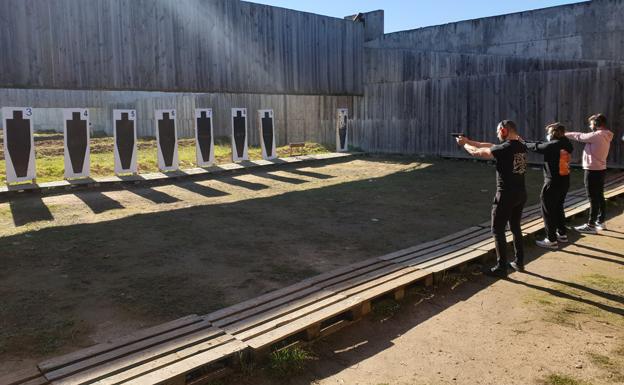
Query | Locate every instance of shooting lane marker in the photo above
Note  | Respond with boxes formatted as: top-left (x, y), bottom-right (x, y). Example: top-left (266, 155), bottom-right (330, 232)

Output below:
top-left (195, 108), bottom-right (215, 166)
top-left (231, 108), bottom-right (249, 162)
top-left (113, 109), bottom-right (138, 175)
top-left (63, 108), bottom-right (90, 179)
top-left (258, 109), bottom-right (276, 160)
top-left (155, 109), bottom-right (179, 172)
top-left (2, 107), bottom-right (36, 184)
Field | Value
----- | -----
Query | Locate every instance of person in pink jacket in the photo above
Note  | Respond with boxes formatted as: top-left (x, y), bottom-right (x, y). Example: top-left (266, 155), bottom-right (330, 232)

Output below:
top-left (565, 114), bottom-right (614, 234)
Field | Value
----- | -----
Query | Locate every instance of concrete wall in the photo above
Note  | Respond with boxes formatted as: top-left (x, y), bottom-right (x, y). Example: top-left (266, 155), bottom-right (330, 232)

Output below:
top-left (351, 50), bottom-right (624, 166)
top-left (0, 0), bottom-right (364, 95)
top-left (365, 0), bottom-right (624, 62)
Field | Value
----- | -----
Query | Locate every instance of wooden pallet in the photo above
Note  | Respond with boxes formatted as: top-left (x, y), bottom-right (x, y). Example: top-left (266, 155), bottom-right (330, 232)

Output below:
top-left (34, 315), bottom-right (246, 385)
top-left (10, 172), bottom-right (622, 385)
top-left (205, 257), bottom-right (432, 354)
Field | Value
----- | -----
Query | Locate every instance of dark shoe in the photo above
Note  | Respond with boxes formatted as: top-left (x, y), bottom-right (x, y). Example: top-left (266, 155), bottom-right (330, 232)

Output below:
top-left (509, 261), bottom-right (525, 272)
top-left (486, 265), bottom-right (508, 278)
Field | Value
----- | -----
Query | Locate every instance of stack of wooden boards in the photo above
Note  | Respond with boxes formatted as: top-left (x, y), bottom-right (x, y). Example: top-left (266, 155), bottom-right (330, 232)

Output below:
top-left (4, 173), bottom-right (624, 385)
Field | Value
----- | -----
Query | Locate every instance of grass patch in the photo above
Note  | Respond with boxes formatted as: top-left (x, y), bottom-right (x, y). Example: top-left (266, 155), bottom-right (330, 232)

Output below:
top-left (371, 298), bottom-right (401, 322)
top-left (587, 351), bottom-right (624, 383)
top-left (582, 274), bottom-right (624, 297)
top-left (268, 346), bottom-right (314, 378)
top-left (524, 273), bottom-right (624, 329)
top-left (0, 136), bottom-right (330, 183)
top-left (540, 374), bottom-right (592, 385)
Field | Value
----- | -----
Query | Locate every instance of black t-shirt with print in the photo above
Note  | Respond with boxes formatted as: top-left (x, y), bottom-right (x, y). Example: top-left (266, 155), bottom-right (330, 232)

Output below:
top-left (490, 140), bottom-right (527, 193)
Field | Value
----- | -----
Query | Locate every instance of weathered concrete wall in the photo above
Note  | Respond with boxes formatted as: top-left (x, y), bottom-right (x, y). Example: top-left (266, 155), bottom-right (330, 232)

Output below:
top-left (345, 10), bottom-right (384, 42)
top-left (0, 88), bottom-right (353, 147)
top-left (364, 48), bottom-right (616, 83)
top-left (365, 0), bottom-right (624, 62)
top-left (351, 54), bottom-right (624, 166)
top-left (0, 0), bottom-right (364, 95)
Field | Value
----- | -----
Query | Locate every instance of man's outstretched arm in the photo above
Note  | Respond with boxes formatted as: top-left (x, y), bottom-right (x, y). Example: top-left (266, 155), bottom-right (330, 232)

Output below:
top-left (457, 136), bottom-right (495, 160)
top-left (463, 143), bottom-right (495, 159)
top-left (464, 138), bottom-right (495, 148)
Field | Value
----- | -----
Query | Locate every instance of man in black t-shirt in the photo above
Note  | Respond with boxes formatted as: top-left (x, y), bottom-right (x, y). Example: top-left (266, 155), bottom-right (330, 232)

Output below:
top-left (456, 120), bottom-right (528, 277)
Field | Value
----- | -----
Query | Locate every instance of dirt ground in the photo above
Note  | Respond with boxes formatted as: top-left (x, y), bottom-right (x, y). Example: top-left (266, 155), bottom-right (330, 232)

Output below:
top-left (0, 155), bottom-right (610, 377)
top-left (225, 204), bottom-right (624, 385)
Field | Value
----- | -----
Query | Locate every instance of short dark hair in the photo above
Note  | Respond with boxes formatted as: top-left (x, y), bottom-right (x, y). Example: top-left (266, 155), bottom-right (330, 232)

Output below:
top-left (498, 120), bottom-right (517, 132)
top-left (588, 114), bottom-right (607, 127)
top-left (545, 122), bottom-right (566, 139)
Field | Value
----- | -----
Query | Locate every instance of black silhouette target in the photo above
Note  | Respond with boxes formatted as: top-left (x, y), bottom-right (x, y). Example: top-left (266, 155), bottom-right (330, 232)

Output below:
top-left (115, 112), bottom-right (135, 171)
top-left (261, 111), bottom-right (274, 158)
top-left (196, 111), bottom-right (212, 162)
top-left (337, 109), bottom-right (348, 152)
top-left (158, 112), bottom-right (176, 167)
top-left (6, 110), bottom-right (32, 177)
top-left (66, 111), bottom-right (88, 174)
top-left (233, 110), bottom-right (246, 159)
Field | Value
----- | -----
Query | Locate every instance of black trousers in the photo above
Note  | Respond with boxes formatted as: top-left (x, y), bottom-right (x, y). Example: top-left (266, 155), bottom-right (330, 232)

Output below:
top-left (541, 177), bottom-right (570, 241)
top-left (584, 170), bottom-right (606, 225)
top-left (491, 191), bottom-right (527, 267)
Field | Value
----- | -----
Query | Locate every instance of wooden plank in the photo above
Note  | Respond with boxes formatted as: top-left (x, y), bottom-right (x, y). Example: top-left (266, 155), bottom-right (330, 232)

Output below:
top-left (47, 327), bottom-right (225, 385)
top-left (230, 291), bottom-right (350, 341)
top-left (245, 269), bottom-right (431, 350)
top-left (117, 339), bottom-right (247, 385)
top-left (230, 265), bottom-right (425, 342)
top-left (377, 226), bottom-right (484, 261)
top-left (218, 262), bottom-right (403, 333)
top-left (39, 315), bottom-right (202, 373)
top-left (423, 249), bottom-right (489, 273)
top-left (44, 320), bottom-right (215, 381)
top-left (243, 296), bottom-right (362, 350)
top-left (205, 256), bottom-right (384, 322)
top-left (382, 229), bottom-right (492, 265)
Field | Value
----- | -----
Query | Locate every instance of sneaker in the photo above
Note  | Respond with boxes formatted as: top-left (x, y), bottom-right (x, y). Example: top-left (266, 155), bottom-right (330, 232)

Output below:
top-left (536, 238), bottom-right (558, 249)
top-left (574, 224), bottom-right (597, 234)
top-left (509, 261), bottom-right (525, 272)
top-left (556, 232), bottom-right (568, 243)
top-left (595, 222), bottom-right (607, 231)
top-left (486, 265), bottom-right (508, 278)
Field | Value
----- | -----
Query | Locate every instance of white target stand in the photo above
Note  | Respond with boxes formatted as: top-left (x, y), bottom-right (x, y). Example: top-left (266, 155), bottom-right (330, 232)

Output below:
top-left (258, 109), bottom-right (277, 160)
top-left (155, 109), bottom-right (179, 172)
top-left (63, 108), bottom-right (90, 179)
top-left (195, 108), bottom-right (215, 167)
top-left (113, 109), bottom-right (138, 175)
top-left (2, 107), bottom-right (36, 184)
top-left (336, 108), bottom-right (349, 153)
top-left (231, 108), bottom-right (249, 162)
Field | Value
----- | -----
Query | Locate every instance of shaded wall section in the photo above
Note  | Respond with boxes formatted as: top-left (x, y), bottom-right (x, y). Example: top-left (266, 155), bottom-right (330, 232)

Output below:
top-left (365, 0), bottom-right (624, 62)
top-left (351, 49), bottom-right (624, 166)
top-left (0, 0), bottom-right (364, 95)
